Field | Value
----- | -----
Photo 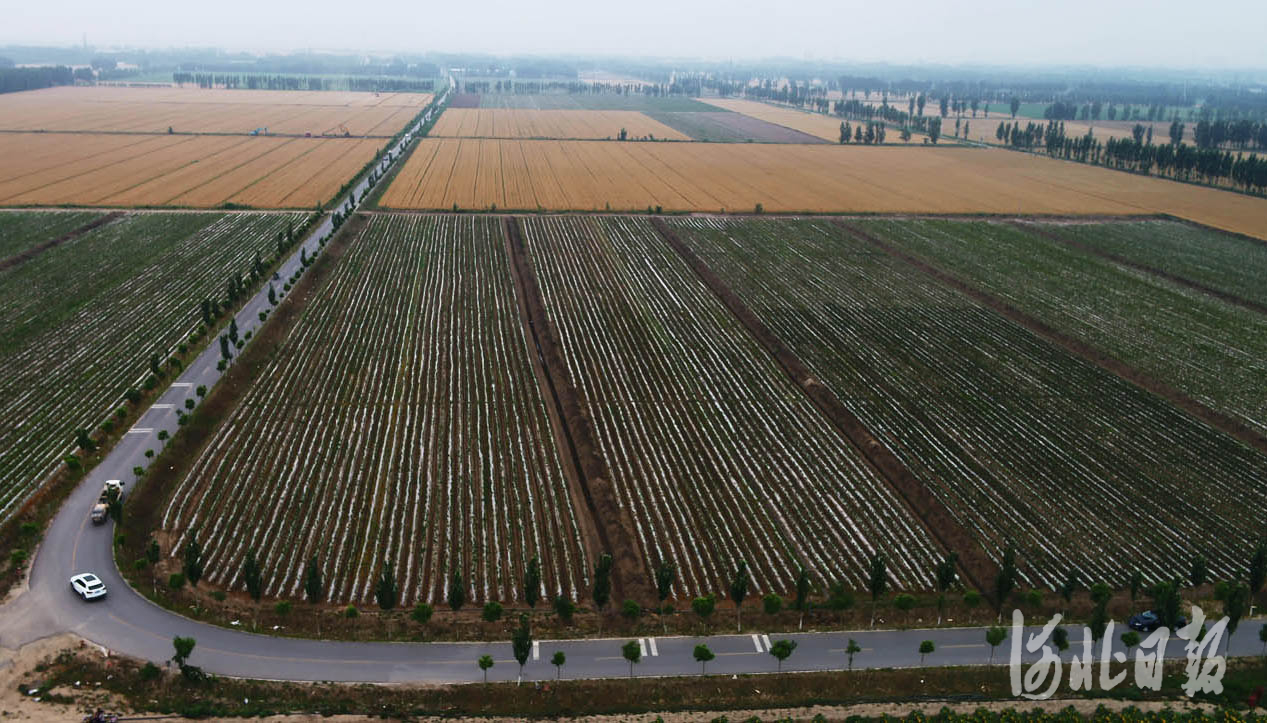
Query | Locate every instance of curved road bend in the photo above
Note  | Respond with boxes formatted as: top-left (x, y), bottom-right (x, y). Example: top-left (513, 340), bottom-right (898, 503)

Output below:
top-left (2, 91), bottom-right (1264, 682)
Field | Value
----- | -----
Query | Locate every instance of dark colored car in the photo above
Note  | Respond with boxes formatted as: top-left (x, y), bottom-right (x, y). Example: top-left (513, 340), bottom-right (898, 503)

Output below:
top-left (1127, 610), bottom-right (1187, 632)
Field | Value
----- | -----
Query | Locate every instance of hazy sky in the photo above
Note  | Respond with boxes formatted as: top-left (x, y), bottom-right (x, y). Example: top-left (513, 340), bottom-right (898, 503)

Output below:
top-left (7, 0), bottom-right (1267, 70)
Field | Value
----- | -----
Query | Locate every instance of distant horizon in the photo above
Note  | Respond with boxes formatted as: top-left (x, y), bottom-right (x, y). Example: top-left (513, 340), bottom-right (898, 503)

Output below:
top-left (4, 0), bottom-right (1267, 74)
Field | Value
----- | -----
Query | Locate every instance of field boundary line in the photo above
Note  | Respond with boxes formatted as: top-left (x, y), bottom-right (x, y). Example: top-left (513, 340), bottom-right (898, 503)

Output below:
top-left (835, 220), bottom-right (1267, 459)
top-left (1015, 221), bottom-right (1267, 317)
top-left (502, 216), bottom-right (653, 602)
top-left (0, 211), bottom-right (127, 271)
top-left (649, 217), bottom-right (999, 595)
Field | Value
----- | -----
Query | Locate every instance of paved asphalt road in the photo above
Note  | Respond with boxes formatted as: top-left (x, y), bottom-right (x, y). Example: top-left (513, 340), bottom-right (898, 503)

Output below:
top-left (1, 85), bottom-right (1264, 685)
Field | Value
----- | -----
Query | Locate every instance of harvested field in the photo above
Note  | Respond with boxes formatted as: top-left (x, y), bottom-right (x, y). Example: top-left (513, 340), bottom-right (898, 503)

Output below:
top-left (0, 86), bottom-right (431, 137)
top-left (0, 133), bottom-right (381, 208)
top-left (477, 93), bottom-right (718, 112)
top-left (521, 216), bottom-right (942, 594)
top-left (0, 211), bottom-right (301, 523)
top-left (867, 218), bottom-right (1267, 435)
top-left (380, 140), bottom-right (1267, 239)
top-left (644, 111), bottom-right (828, 143)
top-left (160, 215), bottom-right (590, 604)
top-left (700, 98), bottom-right (923, 143)
top-left (430, 109), bottom-right (689, 140)
top-left (667, 216), bottom-right (1267, 586)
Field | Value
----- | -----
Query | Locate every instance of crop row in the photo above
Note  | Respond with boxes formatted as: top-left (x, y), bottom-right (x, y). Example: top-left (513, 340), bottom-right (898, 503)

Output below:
top-left (667, 217), bottom-right (1267, 588)
top-left (859, 219), bottom-right (1267, 436)
top-left (161, 214), bottom-right (589, 604)
top-left (520, 215), bottom-right (943, 596)
top-left (0, 211), bottom-right (302, 522)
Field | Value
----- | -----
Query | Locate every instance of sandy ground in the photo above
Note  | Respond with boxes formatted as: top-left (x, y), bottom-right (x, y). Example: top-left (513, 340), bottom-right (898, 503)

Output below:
top-left (0, 633), bottom-right (119, 720)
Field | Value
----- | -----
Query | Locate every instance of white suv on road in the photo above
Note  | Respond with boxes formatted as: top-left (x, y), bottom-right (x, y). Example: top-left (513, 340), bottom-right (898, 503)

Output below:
top-left (70, 573), bottom-right (107, 600)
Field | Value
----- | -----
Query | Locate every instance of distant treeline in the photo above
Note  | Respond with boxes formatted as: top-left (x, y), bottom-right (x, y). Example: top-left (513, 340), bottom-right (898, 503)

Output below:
top-left (172, 72), bottom-right (434, 93)
top-left (0, 65), bottom-right (81, 94)
top-left (457, 79), bottom-right (702, 97)
top-left (996, 119), bottom-right (1267, 194)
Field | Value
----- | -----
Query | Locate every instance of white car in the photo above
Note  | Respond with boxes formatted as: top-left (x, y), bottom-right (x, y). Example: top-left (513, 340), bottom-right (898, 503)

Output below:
top-left (70, 573), bottom-right (107, 601)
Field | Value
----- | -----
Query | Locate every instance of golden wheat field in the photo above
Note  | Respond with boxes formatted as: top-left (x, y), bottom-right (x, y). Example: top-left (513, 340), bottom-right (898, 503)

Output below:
top-left (0, 86), bottom-right (432, 137)
top-left (0, 132), bottom-right (381, 208)
top-left (430, 108), bottom-right (689, 140)
top-left (380, 139), bottom-right (1267, 238)
top-left (700, 97), bottom-right (927, 143)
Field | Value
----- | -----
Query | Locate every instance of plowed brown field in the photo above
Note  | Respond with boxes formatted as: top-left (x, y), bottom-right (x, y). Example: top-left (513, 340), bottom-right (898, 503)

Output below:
top-left (0, 86), bottom-right (431, 137)
top-left (0, 133), bottom-right (381, 208)
top-left (430, 108), bottom-right (689, 140)
top-left (380, 139), bottom-right (1267, 239)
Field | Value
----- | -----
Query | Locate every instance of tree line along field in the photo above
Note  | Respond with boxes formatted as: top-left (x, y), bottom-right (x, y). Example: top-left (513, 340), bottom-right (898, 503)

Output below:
top-left (665, 217), bottom-right (1267, 588)
top-left (0, 133), bottom-right (382, 208)
top-left (0, 86), bottom-right (432, 137)
top-left (378, 140), bottom-right (1267, 240)
top-left (0, 211), bottom-right (303, 523)
top-left (519, 215), bottom-right (943, 595)
top-left (858, 218), bottom-right (1267, 436)
top-left (471, 93), bottom-right (719, 112)
top-left (430, 109), bottom-right (691, 140)
top-left (161, 215), bottom-right (591, 605)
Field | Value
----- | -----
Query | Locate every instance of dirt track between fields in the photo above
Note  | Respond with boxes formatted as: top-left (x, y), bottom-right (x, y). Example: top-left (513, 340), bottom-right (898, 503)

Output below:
top-left (503, 217), bottom-right (653, 603)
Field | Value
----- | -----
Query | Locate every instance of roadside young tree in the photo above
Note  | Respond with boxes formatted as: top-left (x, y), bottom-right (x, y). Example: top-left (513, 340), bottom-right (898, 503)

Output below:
top-left (985, 625), bottom-right (1008, 664)
top-left (868, 553), bottom-right (887, 628)
top-left (919, 640), bottom-right (935, 665)
top-left (511, 614), bottom-right (532, 684)
top-left (694, 643), bottom-right (715, 675)
top-left (621, 640), bottom-right (642, 677)
top-left (551, 650), bottom-right (566, 679)
top-left (448, 569), bottom-right (466, 611)
top-left (182, 534), bottom-right (203, 588)
top-left (963, 590), bottom-right (982, 622)
top-left (827, 581), bottom-right (854, 625)
top-left (375, 558), bottom-right (397, 611)
top-left (769, 639), bottom-right (797, 672)
top-left (845, 638), bottom-right (862, 670)
top-left (1121, 630), bottom-right (1141, 657)
top-left (730, 560), bottom-right (751, 632)
top-left (654, 557), bottom-right (675, 633)
top-left (553, 596), bottom-right (576, 624)
top-left (691, 594), bottom-right (716, 629)
top-left (763, 593), bottom-right (783, 616)
top-left (304, 555), bottom-right (323, 604)
top-left (477, 654), bottom-right (494, 683)
top-left (934, 552), bottom-right (958, 624)
top-left (893, 593), bottom-right (916, 624)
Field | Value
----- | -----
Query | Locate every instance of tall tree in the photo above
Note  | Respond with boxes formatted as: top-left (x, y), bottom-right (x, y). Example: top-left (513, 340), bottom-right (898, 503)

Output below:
top-left (1248, 538), bottom-right (1266, 599)
top-left (593, 553), bottom-right (613, 630)
top-left (523, 555), bottom-right (542, 613)
top-left (1190, 554), bottom-right (1208, 587)
top-left (794, 565), bottom-right (811, 630)
top-left (1010, 97), bottom-right (1020, 119)
top-left (845, 638), bottom-right (862, 670)
top-left (243, 547), bottom-right (263, 603)
top-left (993, 546), bottom-right (1018, 622)
top-left (934, 552), bottom-right (958, 624)
top-left (1224, 582), bottom-right (1250, 654)
top-left (730, 560), bottom-right (751, 632)
top-left (868, 552), bottom-right (887, 628)
top-left (511, 614), bottom-right (532, 684)
top-left (375, 558), bottom-right (397, 611)
top-left (182, 534), bottom-right (203, 588)
top-left (654, 557), bottom-right (675, 633)
top-left (448, 569), bottom-right (466, 611)
top-left (304, 555), bottom-right (323, 604)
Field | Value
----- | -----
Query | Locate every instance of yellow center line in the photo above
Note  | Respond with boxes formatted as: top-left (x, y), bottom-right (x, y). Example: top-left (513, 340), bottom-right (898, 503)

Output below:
top-left (71, 509), bottom-right (90, 569)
